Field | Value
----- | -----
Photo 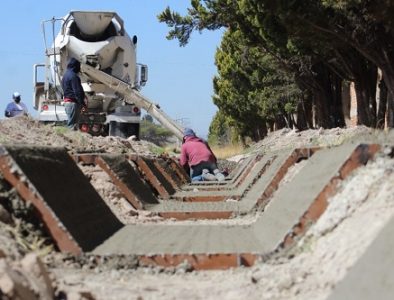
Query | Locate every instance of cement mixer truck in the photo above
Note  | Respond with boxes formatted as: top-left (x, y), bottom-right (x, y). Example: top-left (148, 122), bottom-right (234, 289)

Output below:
top-left (33, 11), bottom-right (184, 140)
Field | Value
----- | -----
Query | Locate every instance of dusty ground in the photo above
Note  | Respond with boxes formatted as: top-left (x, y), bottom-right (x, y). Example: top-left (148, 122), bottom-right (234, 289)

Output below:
top-left (0, 116), bottom-right (161, 155)
top-left (0, 116), bottom-right (393, 299)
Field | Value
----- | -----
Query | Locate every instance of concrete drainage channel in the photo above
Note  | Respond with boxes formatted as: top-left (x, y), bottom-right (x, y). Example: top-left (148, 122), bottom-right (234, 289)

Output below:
top-left (0, 143), bottom-right (380, 270)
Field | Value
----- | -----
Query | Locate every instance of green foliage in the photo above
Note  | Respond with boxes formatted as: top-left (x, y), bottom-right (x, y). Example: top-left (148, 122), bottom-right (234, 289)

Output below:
top-left (53, 126), bottom-right (68, 135)
top-left (140, 119), bottom-right (174, 146)
top-left (157, 1), bottom-right (248, 46)
top-left (158, 0), bottom-right (394, 133)
top-left (149, 145), bottom-right (166, 155)
top-left (213, 29), bottom-right (301, 139)
top-left (208, 110), bottom-right (235, 145)
top-left (157, 6), bottom-right (195, 46)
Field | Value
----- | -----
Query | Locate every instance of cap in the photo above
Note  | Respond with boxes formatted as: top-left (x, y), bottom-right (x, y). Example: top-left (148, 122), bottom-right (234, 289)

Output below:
top-left (12, 92), bottom-right (21, 99)
top-left (183, 128), bottom-right (196, 137)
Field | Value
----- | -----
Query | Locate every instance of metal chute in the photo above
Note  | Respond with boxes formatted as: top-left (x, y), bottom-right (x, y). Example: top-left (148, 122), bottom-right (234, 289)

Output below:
top-left (81, 63), bottom-right (184, 140)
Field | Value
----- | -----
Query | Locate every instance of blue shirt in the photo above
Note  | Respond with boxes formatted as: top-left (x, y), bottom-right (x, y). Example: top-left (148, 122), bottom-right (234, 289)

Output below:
top-left (5, 101), bottom-right (28, 117)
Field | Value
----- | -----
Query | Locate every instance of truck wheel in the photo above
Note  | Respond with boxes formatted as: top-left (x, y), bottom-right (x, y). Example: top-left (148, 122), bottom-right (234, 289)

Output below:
top-left (109, 122), bottom-right (140, 139)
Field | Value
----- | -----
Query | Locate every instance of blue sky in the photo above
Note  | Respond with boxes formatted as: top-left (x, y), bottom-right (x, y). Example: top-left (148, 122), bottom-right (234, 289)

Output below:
top-left (0, 0), bottom-right (223, 137)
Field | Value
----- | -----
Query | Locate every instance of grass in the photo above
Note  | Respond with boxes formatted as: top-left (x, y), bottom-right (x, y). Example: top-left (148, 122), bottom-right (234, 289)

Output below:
top-left (53, 126), bottom-right (69, 135)
top-left (149, 145), bottom-right (166, 155)
top-left (164, 144), bottom-right (181, 154)
top-left (149, 144), bottom-right (181, 156)
top-left (211, 143), bottom-right (245, 159)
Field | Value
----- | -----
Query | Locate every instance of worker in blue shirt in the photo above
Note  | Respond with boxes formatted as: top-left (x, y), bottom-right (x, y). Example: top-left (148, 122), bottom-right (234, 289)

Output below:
top-left (5, 92), bottom-right (28, 118)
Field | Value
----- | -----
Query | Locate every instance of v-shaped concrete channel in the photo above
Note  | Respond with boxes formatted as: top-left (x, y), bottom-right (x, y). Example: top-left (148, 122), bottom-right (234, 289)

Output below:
top-left (0, 143), bottom-right (379, 270)
top-left (76, 148), bottom-right (319, 220)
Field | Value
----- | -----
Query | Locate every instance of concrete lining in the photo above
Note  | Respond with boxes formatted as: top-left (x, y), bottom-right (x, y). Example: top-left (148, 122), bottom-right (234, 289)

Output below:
top-left (154, 159), bottom-right (183, 189)
top-left (132, 157), bottom-right (173, 198)
top-left (171, 154), bottom-right (268, 199)
top-left (226, 155), bottom-right (256, 181)
top-left (72, 152), bottom-right (275, 216)
top-left (146, 149), bottom-right (300, 214)
top-left (251, 143), bottom-right (362, 251)
top-left (94, 144), bottom-right (361, 256)
top-left (0, 146), bottom-right (123, 253)
top-left (141, 158), bottom-right (176, 195)
top-left (94, 224), bottom-right (261, 255)
top-left (97, 155), bottom-right (159, 206)
top-left (327, 214), bottom-right (394, 300)
top-left (166, 157), bottom-right (190, 184)
top-left (182, 155), bottom-right (257, 190)
top-left (0, 143), bottom-right (379, 270)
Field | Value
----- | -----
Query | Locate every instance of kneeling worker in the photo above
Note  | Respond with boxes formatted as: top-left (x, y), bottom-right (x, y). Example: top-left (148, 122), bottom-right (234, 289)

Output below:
top-left (179, 128), bottom-right (225, 181)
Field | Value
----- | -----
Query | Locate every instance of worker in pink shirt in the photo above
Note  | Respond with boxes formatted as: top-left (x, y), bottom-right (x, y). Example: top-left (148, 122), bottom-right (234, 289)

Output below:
top-left (179, 128), bottom-right (225, 181)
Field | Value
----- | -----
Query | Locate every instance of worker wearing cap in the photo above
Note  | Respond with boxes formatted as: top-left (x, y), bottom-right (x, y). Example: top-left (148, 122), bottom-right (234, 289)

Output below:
top-left (61, 57), bottom-right (86, 129)
top-left (5, 92), bottom-right (28, 118)
top-left (179, 128), bottom-right (225, 181)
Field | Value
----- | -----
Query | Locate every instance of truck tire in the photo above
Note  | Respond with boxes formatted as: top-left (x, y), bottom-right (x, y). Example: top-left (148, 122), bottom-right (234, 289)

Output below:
top-left (109, 122), bottom-right (140, 139)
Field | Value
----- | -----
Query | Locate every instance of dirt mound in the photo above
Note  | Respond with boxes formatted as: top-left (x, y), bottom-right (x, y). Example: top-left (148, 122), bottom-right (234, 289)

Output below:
top-left (252, 126), bottom-right (374, 153)
top-left (0, 116), bottom-right (160, 155)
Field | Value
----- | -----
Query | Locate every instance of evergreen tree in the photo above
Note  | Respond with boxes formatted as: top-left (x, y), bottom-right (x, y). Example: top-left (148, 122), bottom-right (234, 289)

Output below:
top-left (158, 1), bottom-right (394, 133)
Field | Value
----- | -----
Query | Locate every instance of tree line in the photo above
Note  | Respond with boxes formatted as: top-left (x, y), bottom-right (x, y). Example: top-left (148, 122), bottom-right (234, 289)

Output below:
top-left (158, 0), bottom-right (394, 144)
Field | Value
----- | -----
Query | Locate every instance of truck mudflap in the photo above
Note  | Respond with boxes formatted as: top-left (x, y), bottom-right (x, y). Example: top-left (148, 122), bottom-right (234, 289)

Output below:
top-left (109, 121), bottom-right (140, 139)
top-left (106, 111), bottom-right (140, 139)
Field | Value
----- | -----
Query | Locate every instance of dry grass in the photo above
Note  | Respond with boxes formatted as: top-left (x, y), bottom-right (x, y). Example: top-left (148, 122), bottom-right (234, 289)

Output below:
top-left (211, 143), bottom-right (245, 159)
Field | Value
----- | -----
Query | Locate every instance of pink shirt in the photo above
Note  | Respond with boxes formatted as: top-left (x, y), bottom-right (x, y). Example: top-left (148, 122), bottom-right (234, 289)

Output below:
top-left (180, 136), bottom-right (216, 167)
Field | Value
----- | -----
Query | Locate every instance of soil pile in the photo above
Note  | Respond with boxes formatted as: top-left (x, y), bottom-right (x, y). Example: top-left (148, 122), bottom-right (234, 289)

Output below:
top-left (0, 116), bottom-right (161, 155)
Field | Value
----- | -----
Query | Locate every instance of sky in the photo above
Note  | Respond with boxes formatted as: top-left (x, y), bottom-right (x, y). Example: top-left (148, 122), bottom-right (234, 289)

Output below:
top-left (0, 0), bottom-right (224, 137)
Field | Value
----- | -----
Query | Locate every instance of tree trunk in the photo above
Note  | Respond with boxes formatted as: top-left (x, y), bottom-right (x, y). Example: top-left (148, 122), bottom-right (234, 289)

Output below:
top-left (331, 74), bottom-right (346, 127)
top-left (354, 83), bottom-right (371, 126)
top-left (341, 81), bottom-right (351, 126)
top-left (303, 93), bottom-right (314, 128)
top-left (387, 91), bottom-right (394, 128)
top-left (377, 79), bottom-right (388, 129)
top-left (259, 122), bottom-right (268, 138)
top-left (380, 67), bottom-right (394, 128)
top-left (251, 124), bottom-right (267, 141)
top-left (274, 114), bottom-right (287, 130)
top-left (353, 64), bottom-right (378, 127)
top-left (346, 43), bottom-right (394, 126)
top-left (294, 100), bottom-right (308, 130)
top-left (312, 90), bottom-right (330, 128)
top-left (311, 64), bottom-right (345, 128)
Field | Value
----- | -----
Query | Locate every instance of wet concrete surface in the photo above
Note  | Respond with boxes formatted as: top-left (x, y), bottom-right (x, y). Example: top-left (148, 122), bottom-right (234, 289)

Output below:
top-left (93, 143), bottom-right (360, 256)
top-left (99, 155), bottom-right (159, 205)
top-left (327, 214), bottom-right (394, 300)
top-left (0, 143), bottom-right (378, 268)
top-left (2, 146), bottom-right (123, 252)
